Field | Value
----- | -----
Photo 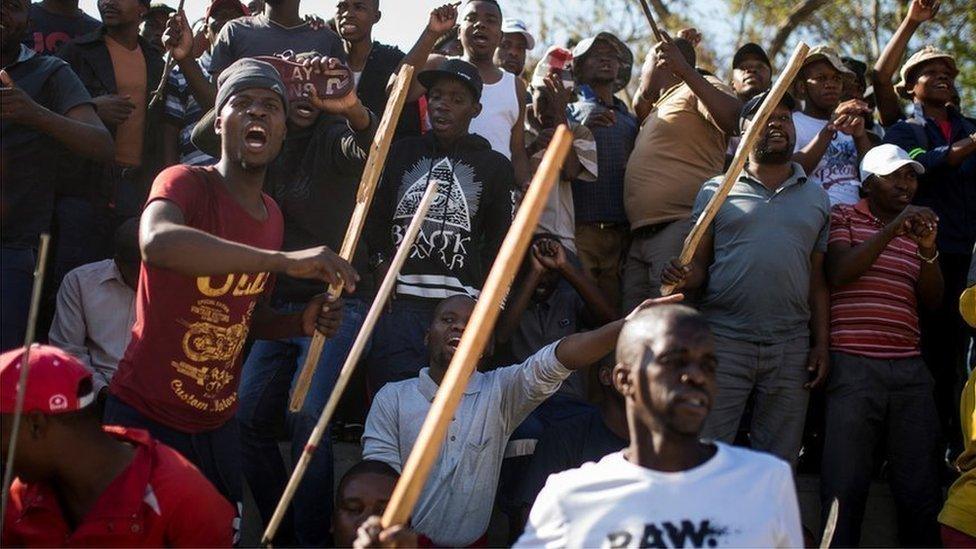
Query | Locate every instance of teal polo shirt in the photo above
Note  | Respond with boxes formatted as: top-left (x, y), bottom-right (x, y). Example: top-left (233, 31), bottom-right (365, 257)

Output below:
top-left (692, 163), bottom-right (830, 344)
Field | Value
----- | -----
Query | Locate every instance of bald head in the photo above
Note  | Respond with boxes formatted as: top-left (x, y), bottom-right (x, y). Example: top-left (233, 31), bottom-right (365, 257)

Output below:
top-left (616, 305), bottom-right (708, 367)
top-left (614, 304), bottom-right (716, 438)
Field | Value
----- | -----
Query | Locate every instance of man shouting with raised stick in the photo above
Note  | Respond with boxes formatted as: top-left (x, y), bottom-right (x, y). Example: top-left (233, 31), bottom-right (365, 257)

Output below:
top-left (104, 58), bottom-right (358, 517)
top-left (662, 91), bottom-right (831, 466)
top-left (516, 305), bottom-right (803, 547)
top-left (356, 293), bottom-right (682, 547)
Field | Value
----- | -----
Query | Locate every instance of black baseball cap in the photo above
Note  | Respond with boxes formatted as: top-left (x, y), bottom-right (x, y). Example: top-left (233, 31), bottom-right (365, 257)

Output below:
top-left (418, 58), bottom-right (483, 101)
top-left (732, 42), bottom-right (771, 70)
top-left (739, 90), bottom-right (796, 131)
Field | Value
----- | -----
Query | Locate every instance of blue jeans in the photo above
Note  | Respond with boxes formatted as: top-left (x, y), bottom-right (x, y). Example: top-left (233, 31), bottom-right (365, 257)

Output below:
top-left (238, 297), bottom-right (367, 547)
top-left (1, 247), bottom-right (36, 351)
top-left (102, 394), bottom-right (243, 543)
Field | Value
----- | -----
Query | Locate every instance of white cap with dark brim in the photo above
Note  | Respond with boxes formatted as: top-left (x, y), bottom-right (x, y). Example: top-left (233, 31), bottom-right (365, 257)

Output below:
top-left (859, 143), bottom-right (925, 183)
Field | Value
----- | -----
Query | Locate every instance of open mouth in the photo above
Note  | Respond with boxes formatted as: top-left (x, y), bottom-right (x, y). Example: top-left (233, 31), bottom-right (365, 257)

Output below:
top-left (470, 31), bottom-right (489, 47)
top-left (933, 82), bottom-right (950, 91)
top-left (243, 125), bottom-right (268, 151)
top-left (292, 101), bottom-right (317, 118)
top-left (765, 129), bottom-right (788, 144)
top-left (431, 115), bottom-right (452, 130)
top-left (339, 22), bottom-right (358, 34)
top-left (446, 336), bottom-right (462, 351)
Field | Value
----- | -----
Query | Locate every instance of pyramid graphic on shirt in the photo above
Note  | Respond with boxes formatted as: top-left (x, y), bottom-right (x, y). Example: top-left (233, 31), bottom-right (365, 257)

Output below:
top-left (394, 157), bottom-right (472, 232)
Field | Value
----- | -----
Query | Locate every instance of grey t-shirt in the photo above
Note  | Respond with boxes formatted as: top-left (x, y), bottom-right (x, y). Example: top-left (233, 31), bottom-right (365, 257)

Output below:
top-left (692, 164), bottom-right (830, 344)
top-left (208, 14), bottom-right (345, 79)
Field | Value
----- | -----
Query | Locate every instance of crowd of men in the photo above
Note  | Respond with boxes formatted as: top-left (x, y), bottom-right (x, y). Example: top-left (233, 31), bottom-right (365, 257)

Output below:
top-left (1, 0), bottom-right (974, 546)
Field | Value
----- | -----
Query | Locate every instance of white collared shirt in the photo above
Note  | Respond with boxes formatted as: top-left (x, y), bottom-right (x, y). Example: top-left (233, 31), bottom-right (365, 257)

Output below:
top-left (49, 259), bottom-right (136, 393)
top-left (362, 341), bottom-right (571, 546)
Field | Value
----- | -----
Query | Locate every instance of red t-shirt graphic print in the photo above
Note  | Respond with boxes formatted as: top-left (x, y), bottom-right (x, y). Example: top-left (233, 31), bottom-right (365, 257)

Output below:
top-left (110, 165), bottom-right (283, 432)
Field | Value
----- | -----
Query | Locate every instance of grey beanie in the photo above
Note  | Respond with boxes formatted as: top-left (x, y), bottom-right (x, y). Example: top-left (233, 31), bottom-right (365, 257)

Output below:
top-left (214, 57), bottom-right (289, 114)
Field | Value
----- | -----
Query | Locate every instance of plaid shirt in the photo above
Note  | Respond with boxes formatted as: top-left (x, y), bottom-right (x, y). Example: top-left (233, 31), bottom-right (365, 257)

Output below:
top-left (567, 86), bottom-right (638, 224)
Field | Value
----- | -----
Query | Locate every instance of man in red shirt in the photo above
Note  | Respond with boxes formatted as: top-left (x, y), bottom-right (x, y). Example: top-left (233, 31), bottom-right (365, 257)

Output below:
top-left (1, 344), bottom-right (235, 546)
top-left (104, 58), bottom-right (359, 514)
top-left (822, 143), bottom-right (944, 546)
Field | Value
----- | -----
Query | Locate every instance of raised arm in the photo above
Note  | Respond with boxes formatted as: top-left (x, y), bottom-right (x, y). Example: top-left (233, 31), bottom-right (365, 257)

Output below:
top-left (871, 0), bottom-right (941, 126)
top-left (389, 3), bottom-right (458, 103)
top-left (652, 37), bottom-right (742, 136)
top-left (495, 251), bottom-right (546, 344)
top-left (511, 76), bottom-right (531, 187)
top-left (554, 295), bottom-right (684, 370)
top-left (535, 239), bottom-right (616, 325)
top-left (164, 11), bottom-right (217, 111)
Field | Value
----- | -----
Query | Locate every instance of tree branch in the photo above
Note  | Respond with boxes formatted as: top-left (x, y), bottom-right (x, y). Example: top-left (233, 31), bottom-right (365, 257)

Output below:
top-left (767, 0), bottom-right (831, 60)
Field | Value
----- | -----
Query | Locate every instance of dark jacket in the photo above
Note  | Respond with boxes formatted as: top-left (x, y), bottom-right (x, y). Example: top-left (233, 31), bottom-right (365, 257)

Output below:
top-left (885, 102), bottom-right (976, 254)
top-left (366, 132), bottom-right (516, 302)
top-left (356, 42), bottom-right (421, 140)
top-left (264, 112), bottom-right (379, 302)
top-left (57, 27), bottom-right (165, 211)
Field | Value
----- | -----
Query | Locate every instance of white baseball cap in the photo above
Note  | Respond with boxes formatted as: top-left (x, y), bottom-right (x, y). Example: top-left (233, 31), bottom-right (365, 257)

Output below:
top-left (859, 144), bottom-right (925, 182)
top-left (501, 18), bottom-right (535, 50)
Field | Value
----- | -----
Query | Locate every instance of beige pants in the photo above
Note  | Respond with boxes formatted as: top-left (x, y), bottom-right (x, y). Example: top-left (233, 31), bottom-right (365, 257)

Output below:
top-left (621, 217), bottom-right (692, 312)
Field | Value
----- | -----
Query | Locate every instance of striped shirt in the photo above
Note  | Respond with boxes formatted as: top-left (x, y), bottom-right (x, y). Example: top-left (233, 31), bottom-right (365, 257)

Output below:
top-left (163, 52), bottom-right (216, 167)
top-left (828, 200), bottom-right (922, 358)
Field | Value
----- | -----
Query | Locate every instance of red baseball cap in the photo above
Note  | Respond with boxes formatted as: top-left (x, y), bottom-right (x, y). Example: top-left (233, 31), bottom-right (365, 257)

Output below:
top-left (0, 345), bottom-right (95, 415)
top-left (206, 0), bottom-right (250, 20)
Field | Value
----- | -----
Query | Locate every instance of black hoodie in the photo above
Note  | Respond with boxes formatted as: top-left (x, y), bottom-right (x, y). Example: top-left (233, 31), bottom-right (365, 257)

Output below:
top-left (367, 132), bottom-right (516, 302)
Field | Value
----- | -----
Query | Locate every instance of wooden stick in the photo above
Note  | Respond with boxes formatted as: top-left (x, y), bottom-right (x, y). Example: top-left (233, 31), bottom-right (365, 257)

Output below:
top-left (820, 498), bottom-right (839, 548)
top-left (148, 0), bottom-right (185, 110)
top-left (660, 41), bottom-right (810, 296)
top-left (289, 64), bottom-right (415, 412)
top-left (381, 126), bottom-right (573, 531)
top-left (0, 234), bottom-right (52, 532)
top-left (635, 0), bottom-right (664, 42)
top-left (261, 181), bottom-right (440, 546)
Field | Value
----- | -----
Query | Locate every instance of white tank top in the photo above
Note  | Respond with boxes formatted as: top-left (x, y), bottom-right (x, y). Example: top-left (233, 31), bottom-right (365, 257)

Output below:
top-left (469, 70), bottom-right (519, 159)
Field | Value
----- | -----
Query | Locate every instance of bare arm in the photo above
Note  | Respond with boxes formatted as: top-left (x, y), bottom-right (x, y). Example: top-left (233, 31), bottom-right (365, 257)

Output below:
top-left (793, 124), bottom-right (835, 174)
top-left (653, 38), bottom-right (741, 136)
top-left (162, 121), bottom-right (180, 167)
top-left (0, 75), bottom-right (115, 163)
top-left (388, 3), bottom-right (458, 102)
top-left (495, 262), bottom-right (544, 344)
top-left (140, 199), bottom-right (359, 289)
top-left (165, 10), bottom-right (216, 110)
top-left (535, 240), bottom-right (617, 325)
top-left (872, 0), bottom-right (941, 126)
top-left (511, 76), bottom-right (531, 187)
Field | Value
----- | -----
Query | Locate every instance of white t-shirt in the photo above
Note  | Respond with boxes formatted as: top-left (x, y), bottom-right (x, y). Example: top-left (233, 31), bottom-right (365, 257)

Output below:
top-left (516, 443), bottom-right (803, 549)
top-left (469, 70), bottom-right (519, 159)
top-left (792, 111), bottom-right (861, 206)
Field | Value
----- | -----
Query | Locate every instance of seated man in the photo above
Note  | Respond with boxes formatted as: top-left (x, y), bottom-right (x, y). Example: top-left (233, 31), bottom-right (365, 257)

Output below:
top-left (821, 143), bottom-right (943, 546)
top-left (516, 305), bottom-right (803, 547)
top-left (1, 345), bottom-right (235, 546)
top-left (360, 293), bottom-right (677, 546)
top-left (48, 218), bottom-right (141, 395)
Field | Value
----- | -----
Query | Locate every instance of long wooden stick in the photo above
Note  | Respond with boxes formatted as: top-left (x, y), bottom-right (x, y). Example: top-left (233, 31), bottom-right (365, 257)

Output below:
top-left (0, 234), bottom-right (52, 532)
top-left (661, 41), bottom-right (810, 296)
top-left (381, 126), bottom-right (573, 531)
top-left (148, 0), bottom-right (185, 110)
top-left (635, 0), bottom-right (664, 42)
top-left (820, 498), bottom-right (839, 548)
top-left (289, 64), bottom-right (415, 412)
top-left (261, 182), bottom-right (439, 546)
